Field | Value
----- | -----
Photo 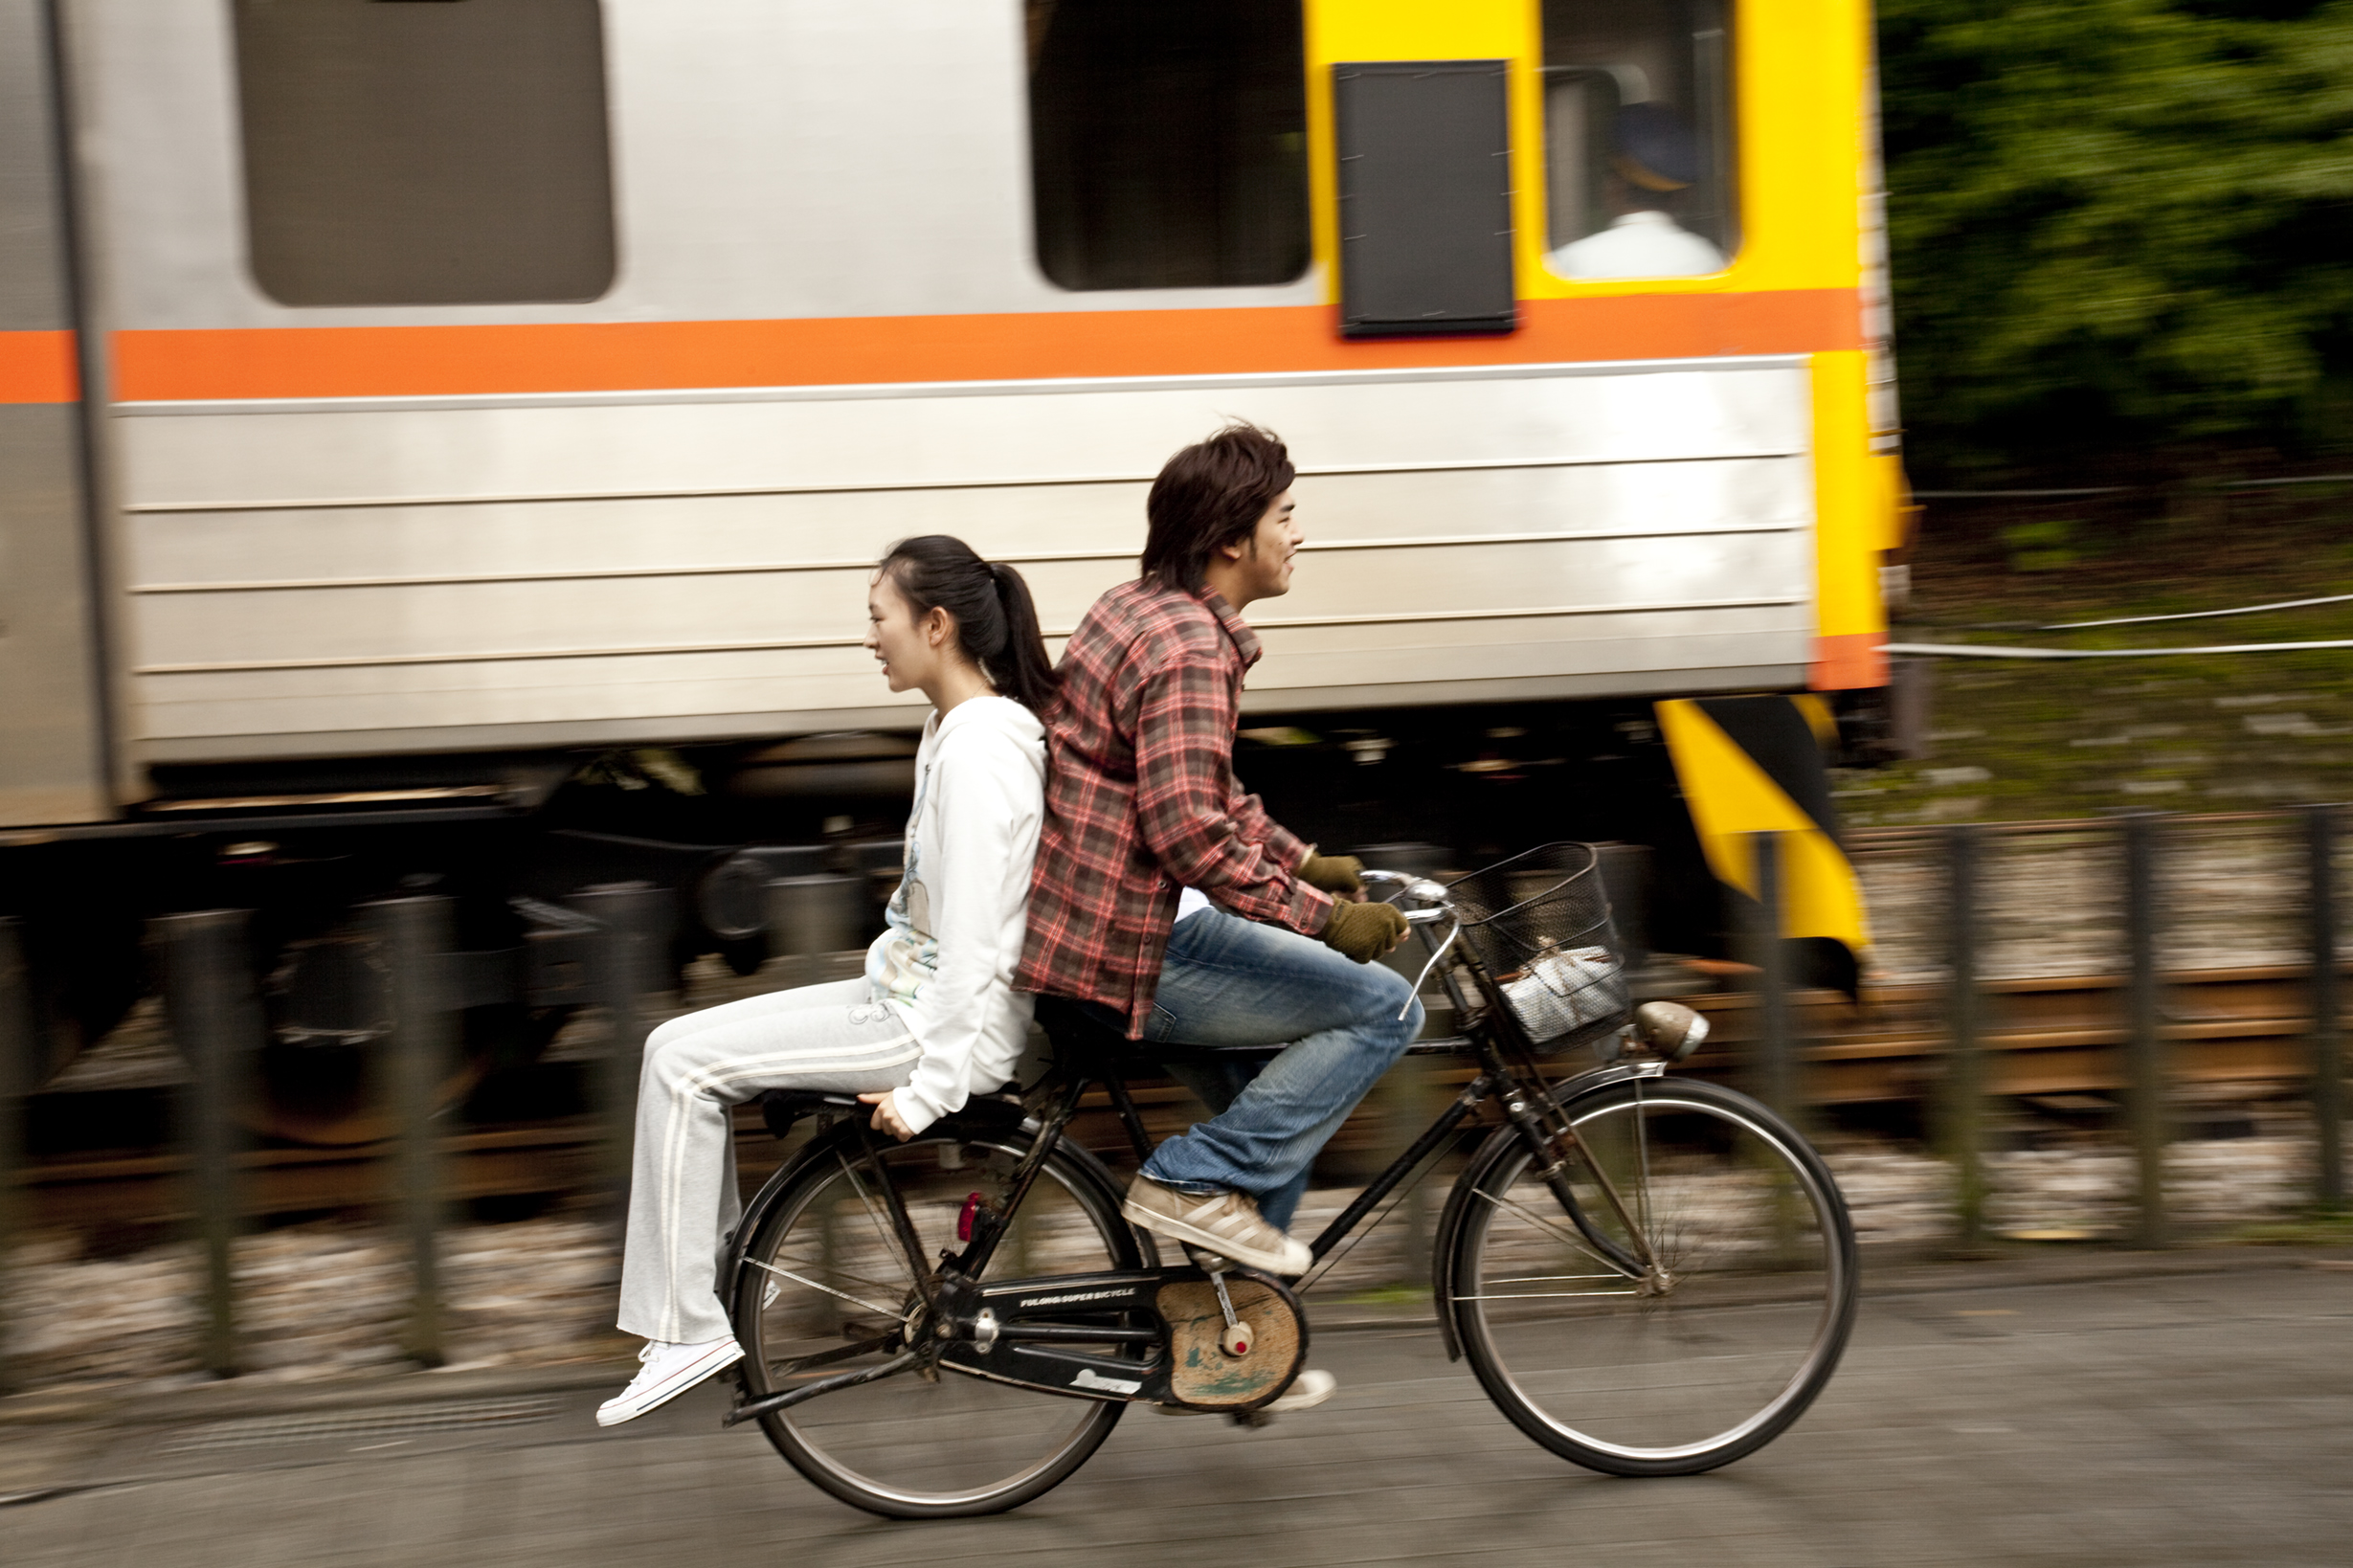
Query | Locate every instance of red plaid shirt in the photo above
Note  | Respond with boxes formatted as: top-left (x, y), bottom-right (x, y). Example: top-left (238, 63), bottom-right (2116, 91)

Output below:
top-left (1015, 580), bottom-right (1333, 1033)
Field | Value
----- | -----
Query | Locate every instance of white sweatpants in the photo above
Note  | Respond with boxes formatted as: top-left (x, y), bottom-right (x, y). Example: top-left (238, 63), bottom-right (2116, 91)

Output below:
top-left (616, 976), bottom-right (920, 1344)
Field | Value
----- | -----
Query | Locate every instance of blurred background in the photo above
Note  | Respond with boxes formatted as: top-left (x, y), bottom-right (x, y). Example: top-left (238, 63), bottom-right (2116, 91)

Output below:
top-left (1869, 0), bottom-right (2353, 826)
top-left (1, 1), bottom-right (2349, 1561)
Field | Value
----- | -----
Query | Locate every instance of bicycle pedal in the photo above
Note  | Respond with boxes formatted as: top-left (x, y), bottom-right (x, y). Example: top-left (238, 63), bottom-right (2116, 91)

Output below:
top-left (1181, 1244), bottom-right (1240, 1275)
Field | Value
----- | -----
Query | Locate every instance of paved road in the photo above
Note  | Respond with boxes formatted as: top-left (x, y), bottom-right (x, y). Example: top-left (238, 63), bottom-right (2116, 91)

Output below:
top-left (7, 1263), bottom-right (2351, 1567)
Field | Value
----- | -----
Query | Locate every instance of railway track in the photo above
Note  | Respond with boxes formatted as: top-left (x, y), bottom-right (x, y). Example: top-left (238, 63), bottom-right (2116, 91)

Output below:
top-left (17, 963), bottom-right (2340, 1232)
top-left (1676, 962), bottom-right (2339, 1105)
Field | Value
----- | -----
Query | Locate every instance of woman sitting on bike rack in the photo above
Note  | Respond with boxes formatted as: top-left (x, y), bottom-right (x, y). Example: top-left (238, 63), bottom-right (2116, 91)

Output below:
top-left (597, 535), bottom-right (1057, 1428)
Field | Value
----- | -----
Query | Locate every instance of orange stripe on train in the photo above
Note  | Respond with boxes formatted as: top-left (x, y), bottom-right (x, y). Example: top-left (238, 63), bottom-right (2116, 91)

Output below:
top-left (1811, 632), bottom-right (1889, 692)
top-left (0, 330), bottom-right (79, 404)
top-left (110, 293), bottom-right (1862, 403)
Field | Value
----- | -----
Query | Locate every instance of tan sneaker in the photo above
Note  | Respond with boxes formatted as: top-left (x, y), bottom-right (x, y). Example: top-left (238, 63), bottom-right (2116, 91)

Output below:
top-left (1122, 1176), bottom-right (1312, 1276)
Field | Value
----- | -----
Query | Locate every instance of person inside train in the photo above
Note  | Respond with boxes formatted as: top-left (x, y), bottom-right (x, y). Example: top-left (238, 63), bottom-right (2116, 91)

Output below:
top-left (1016, 423), bottom-right (1424, 1369)
top-left (597, 535), bottom-right (1055, 1427)
top-left (1549, 101), bottom-right (1727, 280)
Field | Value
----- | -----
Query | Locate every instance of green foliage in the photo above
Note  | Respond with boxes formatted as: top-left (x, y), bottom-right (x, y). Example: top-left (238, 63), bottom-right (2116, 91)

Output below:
top-left (1998, 517), bottom-right (2081, 569)
top-left (1879, 0), bottom-right (2353, 478)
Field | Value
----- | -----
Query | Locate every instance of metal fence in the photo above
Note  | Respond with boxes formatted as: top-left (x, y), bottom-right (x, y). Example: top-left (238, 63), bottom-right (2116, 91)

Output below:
top-left (1741, 806), bottom-right (2347, 1249)
top-left (0, 885), bottom-right (670, 1391)
top-left (2, 809), bottom-right (2347, 1389)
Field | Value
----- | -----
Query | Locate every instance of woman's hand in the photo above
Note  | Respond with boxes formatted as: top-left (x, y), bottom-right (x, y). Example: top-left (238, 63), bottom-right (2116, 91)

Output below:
top-left (858, 1089), bottom-right (917, 1141)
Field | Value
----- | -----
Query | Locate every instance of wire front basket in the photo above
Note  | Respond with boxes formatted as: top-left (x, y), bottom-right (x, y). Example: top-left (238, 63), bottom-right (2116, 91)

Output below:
top-left (1445, 841), bottom-right (1630, 1050)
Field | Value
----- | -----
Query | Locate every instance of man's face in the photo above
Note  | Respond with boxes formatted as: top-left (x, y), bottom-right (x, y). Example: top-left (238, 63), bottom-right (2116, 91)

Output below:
top-left (1230, 489), bottom-right (1303, 602)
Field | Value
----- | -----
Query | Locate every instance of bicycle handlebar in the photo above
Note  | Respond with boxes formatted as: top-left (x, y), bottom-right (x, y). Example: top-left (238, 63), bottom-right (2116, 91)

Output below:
top-left (1358, 867), bottom-right (1453, 906)
top-left (1359, 866), bottom-right (1463, 1016)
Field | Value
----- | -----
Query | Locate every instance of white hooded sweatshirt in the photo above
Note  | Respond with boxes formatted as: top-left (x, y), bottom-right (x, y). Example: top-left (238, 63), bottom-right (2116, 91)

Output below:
top-left (863, 694), bottom-right (1045, 1131)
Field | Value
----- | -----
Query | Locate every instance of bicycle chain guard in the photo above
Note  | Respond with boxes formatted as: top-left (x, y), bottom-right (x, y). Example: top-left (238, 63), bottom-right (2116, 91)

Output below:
top-left (1156, 1268), bottom-right (1307, 1410)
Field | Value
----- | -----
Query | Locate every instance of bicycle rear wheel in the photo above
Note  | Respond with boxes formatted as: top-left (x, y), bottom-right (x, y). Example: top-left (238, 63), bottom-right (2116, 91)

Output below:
top-left (730, 1127), bottom-right (1145, 1517)
top-left (1450, 1076), bottom-right (1856, 1475)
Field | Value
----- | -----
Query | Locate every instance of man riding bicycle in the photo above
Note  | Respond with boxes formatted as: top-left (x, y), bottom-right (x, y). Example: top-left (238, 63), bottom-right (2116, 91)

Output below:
top-left (647, 427), bottom-right (1857, 1503)
top-left (1017, 423), bottom-right (1423, 1282)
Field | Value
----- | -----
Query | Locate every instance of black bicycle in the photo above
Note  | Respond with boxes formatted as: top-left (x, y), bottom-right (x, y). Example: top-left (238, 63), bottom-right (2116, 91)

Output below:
top-left (717, 843), bottom-right (1858, 1518)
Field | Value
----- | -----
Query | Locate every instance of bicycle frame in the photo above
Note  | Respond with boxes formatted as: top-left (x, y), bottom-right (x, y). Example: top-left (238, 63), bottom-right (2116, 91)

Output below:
top-left (727, 1049), bottom-right (1662, 1427)
top-left (726, 871), bottom-right (1665, 1426)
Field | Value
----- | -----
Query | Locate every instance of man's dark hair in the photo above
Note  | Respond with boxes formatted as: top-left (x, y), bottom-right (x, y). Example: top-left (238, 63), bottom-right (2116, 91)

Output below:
top-left (1139, 423), bottom-right (1296, 594)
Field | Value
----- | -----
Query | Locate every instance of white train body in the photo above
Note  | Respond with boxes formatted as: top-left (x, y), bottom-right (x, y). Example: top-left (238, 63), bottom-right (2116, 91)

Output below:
top-left (0, 0), bottom-right (1875, 823)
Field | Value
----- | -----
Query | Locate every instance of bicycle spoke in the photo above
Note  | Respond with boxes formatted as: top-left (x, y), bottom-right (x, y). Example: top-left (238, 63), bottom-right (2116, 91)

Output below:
top-left (1472, 1185), bottom-right (1640, 1278)
top-left (772, 1334), bottom-right (896, 1379)
top-left (743, 1254), bottom-right (910, 1324)
top-left (836, 1152), bottom-right (929, 1291)
top-left (1631, 1079), bottom-right (1654, 1243)
top-left (793, 1266), bottom-right (913, 1301)
top-left (860, 1139), bottom-right (941, 1299)
top-left (761, 1254), bottom-right (917, 1302)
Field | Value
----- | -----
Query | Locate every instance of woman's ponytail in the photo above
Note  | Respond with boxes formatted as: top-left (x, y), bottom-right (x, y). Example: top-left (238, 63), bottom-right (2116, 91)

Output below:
top-left (986, 560), bottom-right (1059, 713)
top-left (877, 536), bottom-right (1060, 714)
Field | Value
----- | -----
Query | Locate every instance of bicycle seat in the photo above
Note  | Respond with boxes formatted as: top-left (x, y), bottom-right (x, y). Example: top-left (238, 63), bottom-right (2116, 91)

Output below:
top-left (1032, 995), bottom-right (1282, 1067)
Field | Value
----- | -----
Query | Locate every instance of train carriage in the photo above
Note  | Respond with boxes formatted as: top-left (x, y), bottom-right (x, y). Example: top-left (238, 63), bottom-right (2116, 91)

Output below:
top-left (0, 0), bottom-right (1897, 1111)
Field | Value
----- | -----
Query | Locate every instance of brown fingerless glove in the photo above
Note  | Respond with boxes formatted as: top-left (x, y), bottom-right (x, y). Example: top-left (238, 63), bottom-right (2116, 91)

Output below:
top-left (1320, 900), bottom-right (1408, 963)
top-left (1297, 850), bottom-right (1366, 897)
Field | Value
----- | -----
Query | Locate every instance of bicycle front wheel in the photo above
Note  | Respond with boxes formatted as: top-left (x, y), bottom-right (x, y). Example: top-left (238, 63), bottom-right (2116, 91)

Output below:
top-left (731, 1127), bottom-right (1145, 1518)
top-left (1450, 1077), bottom-right (1856, 1476)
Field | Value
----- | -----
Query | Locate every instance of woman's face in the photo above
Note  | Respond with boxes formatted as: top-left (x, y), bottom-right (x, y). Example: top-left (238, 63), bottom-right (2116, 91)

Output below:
top-left (865, 571), bottom-right (948, 695)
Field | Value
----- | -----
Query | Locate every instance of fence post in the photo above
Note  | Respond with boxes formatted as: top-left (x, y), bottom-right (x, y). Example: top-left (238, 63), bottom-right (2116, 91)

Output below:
top-left (1750, 832), bottom-right (1798, 1123)
top-left (2122, 815), bottom-right (2167, 1248)
top-left (766, 873), bottom-right (863, 991)
top-left (0, 919), bottom-right (31, 1394)
top-left (2308, 805), bottom-right (2343, 1209)
top-left (370, 895), bottom-right (458, 1368)
top-left (1942, 826), bottom-right (1988, 1249)
top-left (571, 885), bottom-right (670, 1227)
top-left (155, 909), bottom-right (261, 1378)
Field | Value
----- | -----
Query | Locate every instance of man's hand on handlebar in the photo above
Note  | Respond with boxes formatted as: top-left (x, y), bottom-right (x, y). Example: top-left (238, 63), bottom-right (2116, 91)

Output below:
top-left (1320, 900), bottom-right (1409, 963)
top-left (1297, 849), bottom-right (1367, 901)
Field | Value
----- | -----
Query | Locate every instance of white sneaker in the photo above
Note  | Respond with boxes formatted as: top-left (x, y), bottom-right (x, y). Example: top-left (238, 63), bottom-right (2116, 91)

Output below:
top-left (595, 1336), bottom-right (745, 1427)
top-left (1151, 1368), bottom-right (1338, 1419)
top-left (1266, 1368), bottom-right (1336, 1413)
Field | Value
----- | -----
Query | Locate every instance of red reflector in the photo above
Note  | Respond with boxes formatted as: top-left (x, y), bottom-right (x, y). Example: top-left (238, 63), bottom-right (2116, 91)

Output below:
top-left (957, 1192), bottom-right (983, 1243)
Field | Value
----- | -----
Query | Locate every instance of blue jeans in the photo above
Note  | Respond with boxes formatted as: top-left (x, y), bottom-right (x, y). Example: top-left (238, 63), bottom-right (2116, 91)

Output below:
top-left (1137, 908), bottom-right (1424, 1231)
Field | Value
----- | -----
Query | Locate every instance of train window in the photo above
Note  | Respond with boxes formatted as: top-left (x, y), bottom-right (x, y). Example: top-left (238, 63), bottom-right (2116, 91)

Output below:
top-left (1539, 0), bottom-right (1737, 280)
top-left (1026, 0), bottom-right (1310, 291)
top-left (233, 0), bottom-right (616, 306)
